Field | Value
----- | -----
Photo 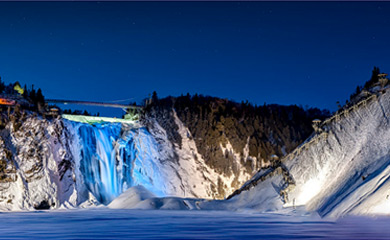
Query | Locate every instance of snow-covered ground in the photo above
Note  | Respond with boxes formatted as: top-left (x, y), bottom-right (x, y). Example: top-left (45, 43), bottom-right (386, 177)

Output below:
top-left (284, 90), bottom-right (390, 217)
top-left (0, 209), bottom-right (389, 239)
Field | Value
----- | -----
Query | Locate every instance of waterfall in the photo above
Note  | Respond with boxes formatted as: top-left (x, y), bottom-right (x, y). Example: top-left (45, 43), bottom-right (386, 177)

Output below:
top-left (65, 120), bottom-right (166, 204)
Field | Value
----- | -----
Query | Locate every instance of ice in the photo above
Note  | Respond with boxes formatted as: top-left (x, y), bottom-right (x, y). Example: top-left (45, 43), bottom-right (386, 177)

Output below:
top-left (66, 121), bottom-right (170, 204)
top-left (0, 209), bottom-right (388, 239)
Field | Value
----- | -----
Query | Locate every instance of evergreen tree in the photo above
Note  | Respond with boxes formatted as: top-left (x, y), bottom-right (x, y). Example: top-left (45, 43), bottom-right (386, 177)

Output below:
top-left (0, 76), bottom-right (5, 94)
top-left (152, 91), bottom-right (158, 104)
top-left (36, 88), bottom-right (45, 105)
top-left (364, 66), bottom-right (380, 89)
top-left (22, 84), bottom-right (28, 99)
top-left (30, 88), bottom-right (36, 105)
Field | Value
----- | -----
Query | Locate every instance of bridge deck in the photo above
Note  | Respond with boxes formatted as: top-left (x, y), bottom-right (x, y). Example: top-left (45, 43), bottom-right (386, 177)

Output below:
top-left (46, 99), bottom-right (143, 110)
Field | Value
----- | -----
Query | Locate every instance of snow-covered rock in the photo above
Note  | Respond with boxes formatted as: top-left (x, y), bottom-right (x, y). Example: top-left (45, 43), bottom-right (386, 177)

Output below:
top-left (108, 185), bottom-right (156, 209)
top-left (231, 90), bottom-right (390, 217)
top-left (286, 90), bottom-right (390, 217)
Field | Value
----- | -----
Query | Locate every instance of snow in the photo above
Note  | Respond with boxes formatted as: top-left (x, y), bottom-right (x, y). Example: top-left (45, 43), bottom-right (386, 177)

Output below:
top-left (171, 110), bottom-right (255, 198)
top-left (200, 176), bottom-right (284, 212)
top-left (107, 186), bottom-right (200, 210)
top-left (0, 118), bottom-right (76, 211)
top-left (107, 177), bottom-right (283, 212)
top-left (108, 185), bottom-right (157, 209)
top-left (283, 90), bottom-right (390, 217)
top-left (0, 209), bottom-right (389, 239)
top-left (211, 90), bottom-right (390, 218)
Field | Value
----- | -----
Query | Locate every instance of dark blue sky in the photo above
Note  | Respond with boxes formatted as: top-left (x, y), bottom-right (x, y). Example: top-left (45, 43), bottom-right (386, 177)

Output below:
top-left (0, 2), bottom-right (389, 116)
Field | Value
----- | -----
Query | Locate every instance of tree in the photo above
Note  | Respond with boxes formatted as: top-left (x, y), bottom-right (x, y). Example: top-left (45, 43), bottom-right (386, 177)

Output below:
top-left (0, 76), bottom-right (5, 94)
top-left (364, 66), bottom-right (380, 89)
top-left (152, 91), bottom-right (158, 104)
top-left (29, 88), bottom-right (36, 103)
top-left (22, 84), bottom-right (28, 98)
top-left (36, 88), bottom-right (45, 105)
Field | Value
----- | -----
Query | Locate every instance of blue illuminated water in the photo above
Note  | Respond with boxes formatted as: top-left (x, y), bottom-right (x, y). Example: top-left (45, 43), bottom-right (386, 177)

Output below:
top-left (68, 121), bottom-right (166, 204)
top-left (0, 209), bottom-right (389, 239)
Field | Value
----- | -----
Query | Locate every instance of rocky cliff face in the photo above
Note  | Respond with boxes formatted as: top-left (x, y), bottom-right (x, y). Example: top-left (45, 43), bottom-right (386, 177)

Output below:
top-left (144, 95), bottom-right (329, 198)
top-left (0, 116), bottom-right (78, 210)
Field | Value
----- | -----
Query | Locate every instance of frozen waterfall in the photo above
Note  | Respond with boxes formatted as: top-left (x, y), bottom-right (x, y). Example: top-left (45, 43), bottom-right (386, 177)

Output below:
top-left (65, 120), bottom-right (166, 204)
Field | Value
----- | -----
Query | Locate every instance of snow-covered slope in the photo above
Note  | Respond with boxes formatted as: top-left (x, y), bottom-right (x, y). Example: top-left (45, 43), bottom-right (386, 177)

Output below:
top-left (285, 90), bottom-right (390, 217)
top-left (149, 110), bottom-right (255, 199)
top-left (229, 89), bottom-right (390, 217)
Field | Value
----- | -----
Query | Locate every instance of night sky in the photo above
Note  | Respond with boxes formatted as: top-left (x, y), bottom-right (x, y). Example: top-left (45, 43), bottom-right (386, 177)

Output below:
top-left (0, 2), bottom-right (389, 116)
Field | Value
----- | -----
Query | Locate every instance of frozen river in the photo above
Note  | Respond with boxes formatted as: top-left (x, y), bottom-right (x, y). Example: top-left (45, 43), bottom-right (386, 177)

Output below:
top-left (0, 209), bottom-right (389, 239)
